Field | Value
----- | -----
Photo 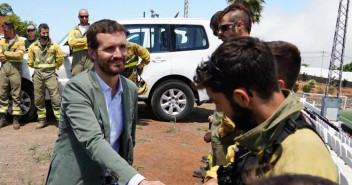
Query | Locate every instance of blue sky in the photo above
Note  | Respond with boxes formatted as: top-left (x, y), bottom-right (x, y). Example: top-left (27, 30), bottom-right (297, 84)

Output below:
top-left (3, 0), bottom-right (352, 69)
top-left (4, 0), bottom-right (305, 41)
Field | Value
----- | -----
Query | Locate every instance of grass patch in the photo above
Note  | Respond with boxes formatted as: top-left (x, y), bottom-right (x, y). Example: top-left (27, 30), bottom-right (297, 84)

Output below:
top-left (133, 164), bottom-right (144, 171)
top-left (165, 126), bottom-right (179, 134)
top-left (136, 125), bottom-right (143, 130)
top-left (340, 110), bottom-right (352, 128)
top-left (28, 145), bottom-right (52, 163)
top-left (136, 137), bottom-right (151, 143)
top-left (196, 126), bottom-right (208, 132)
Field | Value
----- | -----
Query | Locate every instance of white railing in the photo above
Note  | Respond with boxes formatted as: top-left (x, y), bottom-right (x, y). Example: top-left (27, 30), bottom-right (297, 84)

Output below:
top-left (303, 102), bottom-right (352, 185)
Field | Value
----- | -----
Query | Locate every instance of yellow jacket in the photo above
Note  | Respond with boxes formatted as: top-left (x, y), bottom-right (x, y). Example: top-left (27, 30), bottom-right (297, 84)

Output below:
top-left (0, 35), bottom-right (25, 62)
top-left (27, 39), bottom-right (64, 69)
top-left (206, 93), bottom-right (338, 183)
top-left (125, 42), bottom-right (150, 68)
top-left (68, 24), bottom-right (89, 52)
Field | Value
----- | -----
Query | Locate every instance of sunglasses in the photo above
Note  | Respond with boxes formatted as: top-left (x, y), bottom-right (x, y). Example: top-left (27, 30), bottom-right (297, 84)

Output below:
top-left (218, 21), bottom-right (247, 32)
top-left (27, 29), bottom-right (35, 32)
top-left (79, 15), bottom-right (89, 18)
top-left (218, 22), bottom-right (237, 32)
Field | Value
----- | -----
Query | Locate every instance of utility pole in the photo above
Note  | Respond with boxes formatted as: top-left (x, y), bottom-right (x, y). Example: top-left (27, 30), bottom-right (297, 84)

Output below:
top-left (321, 0), bottom-right (350, 121)
top-left (184, 0), bottom-right (189, 18)
top-left (321, 51), bottom-right (325, 78)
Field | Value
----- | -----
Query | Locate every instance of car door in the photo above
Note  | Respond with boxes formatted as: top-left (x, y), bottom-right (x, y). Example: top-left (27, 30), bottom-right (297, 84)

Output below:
top-left (124, 24), bottom-right (172, 98)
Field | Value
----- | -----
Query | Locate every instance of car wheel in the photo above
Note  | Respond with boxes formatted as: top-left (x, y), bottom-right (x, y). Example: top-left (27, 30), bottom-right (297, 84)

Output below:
top-left (8, 80), bottom-right (37, 122)
top-left (151, 80), bottom-right (194, 121)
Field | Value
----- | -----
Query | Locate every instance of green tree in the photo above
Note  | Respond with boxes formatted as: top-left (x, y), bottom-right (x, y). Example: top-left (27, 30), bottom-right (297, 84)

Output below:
top-left (343, 61), bottom-right (352, 71)
top-left (227, 0), bottom-right (265, 23)
top-left (0, 3), bottom-right (13, 16)
top-left (0, 3), bottom-right (35, 37)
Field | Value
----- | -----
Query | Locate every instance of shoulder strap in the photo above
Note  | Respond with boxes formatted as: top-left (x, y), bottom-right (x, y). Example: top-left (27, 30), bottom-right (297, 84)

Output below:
top-left (262, 112), bottom-right (326, 165)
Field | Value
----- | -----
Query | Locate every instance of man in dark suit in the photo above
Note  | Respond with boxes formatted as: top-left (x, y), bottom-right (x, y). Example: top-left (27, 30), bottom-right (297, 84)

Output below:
top-left (46, 19), bottom-right (164, 185)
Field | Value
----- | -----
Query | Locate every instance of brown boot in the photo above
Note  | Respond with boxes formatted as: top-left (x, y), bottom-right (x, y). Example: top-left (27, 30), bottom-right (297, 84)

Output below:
top-left (0, 114), bottom-right (6, 128)
top-left (36, 118), bottom-right (48, 129)
top-left (13, 116), bottom-right (20, 130)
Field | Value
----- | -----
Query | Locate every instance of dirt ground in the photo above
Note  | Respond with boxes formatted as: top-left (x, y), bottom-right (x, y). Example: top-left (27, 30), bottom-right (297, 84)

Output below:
top-left (0, 102), bottom-right (214, 185)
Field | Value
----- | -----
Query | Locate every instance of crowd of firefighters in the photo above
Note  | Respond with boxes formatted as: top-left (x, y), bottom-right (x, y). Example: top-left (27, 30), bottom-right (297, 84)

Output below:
top-left (0, 8), bottom-right (150, 130)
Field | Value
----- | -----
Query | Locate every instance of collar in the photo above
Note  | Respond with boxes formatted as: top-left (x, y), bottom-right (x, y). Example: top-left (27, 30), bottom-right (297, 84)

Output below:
top-left (74, 23), bottom-right (90, 29)
top-left (34, 38), bottom-right (52, 47)
top-left (235, 90), bottom-right (304, 152)
top-left (96, 73), bottom-right (123, 97)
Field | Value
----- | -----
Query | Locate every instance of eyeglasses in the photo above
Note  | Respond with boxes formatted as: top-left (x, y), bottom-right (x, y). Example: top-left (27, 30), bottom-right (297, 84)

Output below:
top-left (218, 22), bottom-right (237, 32)
top-left (27, 29), bottom-right (35, 32)
top-left (79, 15), bottom-right (89, 19)
top-left (218, 21), bottom-right (247, 32)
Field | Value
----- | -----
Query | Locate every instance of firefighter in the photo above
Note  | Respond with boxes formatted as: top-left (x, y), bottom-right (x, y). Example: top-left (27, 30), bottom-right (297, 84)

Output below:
top-left (27, 23), bottom-right (64, 129)
top-left (68, 8), bottom-right (93, 76)
top-left (121, 37), bottom-right (150, 84)
top-left (0, 21), bottom-right (25, 130)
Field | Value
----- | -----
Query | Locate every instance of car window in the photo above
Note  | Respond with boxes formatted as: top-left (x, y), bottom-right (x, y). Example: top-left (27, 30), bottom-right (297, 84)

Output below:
top-left (125, 25), bottom-right (168, 53)
top-left (170, 25), bottom-right (209, 51)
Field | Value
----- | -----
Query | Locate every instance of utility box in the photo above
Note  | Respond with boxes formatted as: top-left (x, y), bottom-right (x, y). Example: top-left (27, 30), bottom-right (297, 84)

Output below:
top-left (321, 97), bottom-right (342, 122)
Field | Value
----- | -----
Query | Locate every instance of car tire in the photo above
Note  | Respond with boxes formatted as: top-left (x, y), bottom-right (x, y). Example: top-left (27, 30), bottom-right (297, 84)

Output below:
top-left (151, 80), bottom-right (194, 121)
top-left (8, 80), bottom-right (37, 123)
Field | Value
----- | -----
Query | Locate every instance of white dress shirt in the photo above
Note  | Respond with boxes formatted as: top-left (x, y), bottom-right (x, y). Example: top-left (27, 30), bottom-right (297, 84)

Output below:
top-left (96, 74), bottom-right (145, 185)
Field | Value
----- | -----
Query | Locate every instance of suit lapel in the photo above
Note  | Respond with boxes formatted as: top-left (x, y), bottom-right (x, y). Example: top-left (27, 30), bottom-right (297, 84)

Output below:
top-left (89, 68), bottom-right (111, 142)
top-left (121, 76), bottom-right (132, 134)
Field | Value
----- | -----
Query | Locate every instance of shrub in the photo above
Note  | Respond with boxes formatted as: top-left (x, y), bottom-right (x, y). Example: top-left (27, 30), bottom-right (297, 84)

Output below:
top-left (293, 83), bottom-right (299, 93)
top-left (328, 85), bottom-right (335, 94)
top-left (308, 79), bottom-right (316, 87)
top-left (301, 73), bottom-right (308, 82)
top-left (303, 84), bottom-right (312, 93)
top-left (317, 86), bottom-right (324, 94)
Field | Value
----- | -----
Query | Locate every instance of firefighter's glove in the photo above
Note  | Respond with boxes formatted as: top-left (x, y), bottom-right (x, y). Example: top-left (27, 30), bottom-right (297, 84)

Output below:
top-left (27, 62), bottom-right (34, 68)
top-left (56, 60), bottom-right (63, 70)
top-left (0, 53), bottom-right (7, 63)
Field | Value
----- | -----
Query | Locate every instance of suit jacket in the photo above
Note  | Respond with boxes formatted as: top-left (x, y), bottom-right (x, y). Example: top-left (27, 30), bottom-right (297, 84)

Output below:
top-left (46, 68), bottom-right (139, 185)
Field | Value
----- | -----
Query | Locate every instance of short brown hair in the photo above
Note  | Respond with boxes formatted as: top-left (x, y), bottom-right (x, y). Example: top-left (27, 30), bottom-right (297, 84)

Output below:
top-left (2, 21), bottom-right (14, 30)
top-left (218, 3), bottom-right (253, 34)
top-left (266, 41), bottom-right (301, 90)
top-left (87, 19), bottom-right (127, 51)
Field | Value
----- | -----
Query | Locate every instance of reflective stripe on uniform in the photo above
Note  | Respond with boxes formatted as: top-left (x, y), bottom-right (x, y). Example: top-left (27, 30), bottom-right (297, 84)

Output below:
top-left (53, 110), bottom-right (60, 119)
top-left (46, 55), bottom-right (54, 62)
top-left (12, 110), bottom-right (22, 115)
top-left (124, 61), bottom-right (138, 68)
top-left (72, 48), bottom-right (86, 53)
top-left (12, 106), bottom-right (21, 111)
top-left (37, 109), bottom-right (47, 119)
top-left (7, 60), bottom-right (23, 62)
top-left (0, 107), bottom-right (7, 113)
top-left (34, 63), bottom-right (56, 68)
top-left (140, 51), bottom-right (149, 59)
top-left (56, 57), bottom-right (64, 61)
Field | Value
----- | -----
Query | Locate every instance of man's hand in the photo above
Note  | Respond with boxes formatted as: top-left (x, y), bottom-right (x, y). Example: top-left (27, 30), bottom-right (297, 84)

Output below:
top-left (203, 131), bottom-right (211, 143)
top-left (136, 64), bottom-right (143, 70)
top-left (208, 115), bottom-right (213, 123)
top-left (0, 54), bottom-right (6, 63)
top-left (139, 180), bottom-right (165, 185)
top-left (204, 178), bottom-right (218, 185)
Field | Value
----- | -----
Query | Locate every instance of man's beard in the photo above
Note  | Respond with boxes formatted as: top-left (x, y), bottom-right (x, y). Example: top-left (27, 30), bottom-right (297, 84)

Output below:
top-left (96, 56), bottom-right (125, 76)
top-left (229, 99), bottom-right (257, 132)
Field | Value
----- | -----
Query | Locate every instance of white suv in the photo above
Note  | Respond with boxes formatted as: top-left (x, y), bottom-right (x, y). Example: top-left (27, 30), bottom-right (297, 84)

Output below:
top-left (16, 18), bottom-right (221, 122)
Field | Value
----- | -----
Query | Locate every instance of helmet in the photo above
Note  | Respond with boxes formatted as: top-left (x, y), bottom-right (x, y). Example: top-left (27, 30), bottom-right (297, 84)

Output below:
top-left (138, 79), bottom-right (148, 95)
